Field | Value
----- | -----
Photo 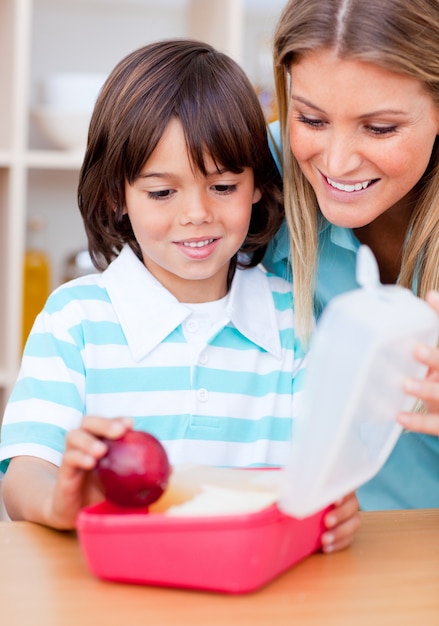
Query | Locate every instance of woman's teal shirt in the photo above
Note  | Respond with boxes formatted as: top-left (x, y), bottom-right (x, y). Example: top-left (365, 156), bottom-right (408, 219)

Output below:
top-left (265, 121), bottom-right (439, 510)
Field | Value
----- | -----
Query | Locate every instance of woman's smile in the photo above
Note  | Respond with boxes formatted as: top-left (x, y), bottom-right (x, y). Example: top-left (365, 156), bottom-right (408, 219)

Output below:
top-left (324, 175), bottom-right (377, 193)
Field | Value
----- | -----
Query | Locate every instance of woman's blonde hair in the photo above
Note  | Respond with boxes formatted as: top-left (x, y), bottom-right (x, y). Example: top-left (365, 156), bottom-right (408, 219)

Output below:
top-left (273, 0), bottom-right (439, 341)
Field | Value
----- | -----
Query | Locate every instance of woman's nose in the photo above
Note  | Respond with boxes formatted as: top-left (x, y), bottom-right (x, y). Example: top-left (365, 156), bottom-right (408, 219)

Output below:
top-left (323, 130), bottom-right (362, 177)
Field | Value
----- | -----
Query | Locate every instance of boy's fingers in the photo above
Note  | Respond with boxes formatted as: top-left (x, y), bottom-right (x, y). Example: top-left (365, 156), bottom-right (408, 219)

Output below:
top-left (81, 415), bottom-right (134, 438)
top-left (65, 428), bottom-right (108, 458)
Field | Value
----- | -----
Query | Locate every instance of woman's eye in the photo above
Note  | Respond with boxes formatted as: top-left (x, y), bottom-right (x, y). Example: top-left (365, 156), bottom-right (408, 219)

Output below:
top-left (212, 184), bottom-right (237, 194)
top-left (294, 113), bottom-right (326, 129)
top-left (365, 125), bottom-right (399, 136)
top-left (294, 112), bottom-right (399, 137)
top-left (147, 189), bottom-right (175, 200)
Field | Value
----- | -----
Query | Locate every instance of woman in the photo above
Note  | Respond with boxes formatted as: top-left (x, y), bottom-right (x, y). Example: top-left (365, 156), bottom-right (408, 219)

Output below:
top-left (264, 0), bottom-right (439, 509)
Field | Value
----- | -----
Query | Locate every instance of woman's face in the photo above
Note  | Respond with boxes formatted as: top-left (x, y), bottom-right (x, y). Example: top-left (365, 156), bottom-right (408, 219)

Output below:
top-left (288, 48), bottom-right (439, 228)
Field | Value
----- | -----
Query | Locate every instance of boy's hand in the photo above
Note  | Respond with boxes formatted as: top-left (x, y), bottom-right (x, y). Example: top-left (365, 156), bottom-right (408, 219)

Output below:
top-left (320, 491), bottom-right (361, 553)
top-left (49, 416), bottom-right (134, 529)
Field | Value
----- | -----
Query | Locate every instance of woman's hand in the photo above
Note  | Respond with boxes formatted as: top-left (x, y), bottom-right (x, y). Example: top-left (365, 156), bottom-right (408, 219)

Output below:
top-left (321, 491), bottom-right (361, 553)
top-left (397, 290), bottom-right (439, 436)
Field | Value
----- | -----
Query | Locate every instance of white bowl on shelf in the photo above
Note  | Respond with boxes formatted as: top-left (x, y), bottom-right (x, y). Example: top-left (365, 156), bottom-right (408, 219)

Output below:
top-left (41, 72), bottom-right (107, 112)
top-left (32, 108), bottom-right (91, 152)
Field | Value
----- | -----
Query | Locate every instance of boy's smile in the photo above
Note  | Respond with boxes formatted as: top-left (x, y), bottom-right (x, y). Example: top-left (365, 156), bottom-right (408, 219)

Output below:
top-left (123, 118), bottom-right (261, 303)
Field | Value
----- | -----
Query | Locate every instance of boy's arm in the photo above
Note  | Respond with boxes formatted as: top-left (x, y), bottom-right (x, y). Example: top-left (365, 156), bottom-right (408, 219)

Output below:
top-left (3, 456), bottom-right (78, 528)
top-left (2, 416), bottom-right (133, 529)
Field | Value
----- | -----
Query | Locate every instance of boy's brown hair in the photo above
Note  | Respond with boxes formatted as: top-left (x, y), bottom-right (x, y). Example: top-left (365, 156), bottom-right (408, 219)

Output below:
top-left (78, 38), bottom-right (283, 274)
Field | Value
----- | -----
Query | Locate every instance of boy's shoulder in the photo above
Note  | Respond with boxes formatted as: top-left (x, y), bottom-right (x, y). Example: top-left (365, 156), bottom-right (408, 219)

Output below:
top-left (263, 270), bottom-right (295, 315)
top-left (45, 272), bottom-right (107, 305)
top-left (263, 268), bottom-right (293, 291)
top-left (251, 264), bottom-right (294, 298)
top-left (235, 265), bottom-right (295, 317)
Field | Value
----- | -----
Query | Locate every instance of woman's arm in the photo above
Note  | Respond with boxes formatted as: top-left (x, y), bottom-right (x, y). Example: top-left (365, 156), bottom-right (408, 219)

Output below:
top-left (321, 491), bottom-right (361, 553)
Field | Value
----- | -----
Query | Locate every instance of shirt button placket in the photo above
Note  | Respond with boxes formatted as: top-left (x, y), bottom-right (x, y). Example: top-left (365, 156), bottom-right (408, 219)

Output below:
top-left (198, 351), bottom-right (208, 365)
top-left (197, 388), bottom-right (209, 403)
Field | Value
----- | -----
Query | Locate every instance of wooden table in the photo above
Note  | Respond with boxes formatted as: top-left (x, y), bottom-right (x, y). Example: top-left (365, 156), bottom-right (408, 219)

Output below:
top-left (1, 510), bottom-right (438, 626)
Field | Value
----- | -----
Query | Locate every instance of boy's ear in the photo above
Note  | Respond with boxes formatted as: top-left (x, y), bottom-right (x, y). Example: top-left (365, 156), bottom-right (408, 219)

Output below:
top-left (111, 199), bottom-right (127, 219)
top-left (252, 187), bottom-right (262, 204)
top-left (117, 206), bottom-right (128, 223)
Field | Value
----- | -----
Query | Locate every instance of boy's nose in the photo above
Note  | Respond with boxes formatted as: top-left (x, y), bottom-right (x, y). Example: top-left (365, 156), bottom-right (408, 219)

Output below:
top-left (180, 192), bottom-right (213, 224)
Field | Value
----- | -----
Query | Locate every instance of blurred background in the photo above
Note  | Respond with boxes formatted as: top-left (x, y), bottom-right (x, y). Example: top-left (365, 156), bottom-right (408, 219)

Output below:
top-left (0, 0), bottom-right (288, 411)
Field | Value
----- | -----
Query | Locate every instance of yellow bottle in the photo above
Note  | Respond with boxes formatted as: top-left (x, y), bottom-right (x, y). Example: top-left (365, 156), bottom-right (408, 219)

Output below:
top-left (22, 217), bottom-right (51, 351)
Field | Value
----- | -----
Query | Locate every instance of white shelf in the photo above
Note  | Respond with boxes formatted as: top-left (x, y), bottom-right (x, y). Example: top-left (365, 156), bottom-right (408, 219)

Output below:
top-left (26, 149), bottom-right (84, 169)
top-left (0, 152), bottom-right (13, 167)
top-left (1, 150), bottom-right (83, 169)
top-left (0, 370), bottom-right (10, 387)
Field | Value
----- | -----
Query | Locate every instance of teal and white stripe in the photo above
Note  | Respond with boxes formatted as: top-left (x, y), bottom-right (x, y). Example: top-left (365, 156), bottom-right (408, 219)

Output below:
top-left (0, 245), bottom-right (306, 472)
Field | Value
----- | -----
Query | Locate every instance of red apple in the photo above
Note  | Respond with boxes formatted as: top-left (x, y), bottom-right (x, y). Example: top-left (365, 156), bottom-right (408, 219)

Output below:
top-left (95, 430), bottom-right (171, 508)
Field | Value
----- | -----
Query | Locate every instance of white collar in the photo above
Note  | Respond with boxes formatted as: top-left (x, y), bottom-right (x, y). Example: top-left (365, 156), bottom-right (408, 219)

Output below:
top-left (102, 246), bottom-right (282, 362)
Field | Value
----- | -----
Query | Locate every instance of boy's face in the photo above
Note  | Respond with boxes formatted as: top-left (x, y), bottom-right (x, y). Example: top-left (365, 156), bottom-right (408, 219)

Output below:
top-left (123, 118), bottom-right (261, 302)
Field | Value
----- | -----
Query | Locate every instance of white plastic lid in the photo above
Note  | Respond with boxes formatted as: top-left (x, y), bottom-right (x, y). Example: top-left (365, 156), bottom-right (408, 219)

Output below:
top-left (279, 246), bottom-right (439, 518)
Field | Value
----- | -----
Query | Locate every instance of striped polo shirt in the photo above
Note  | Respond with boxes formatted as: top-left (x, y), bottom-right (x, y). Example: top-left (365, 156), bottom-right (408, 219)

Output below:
top-left (0, 245), bottom-right (306, 473)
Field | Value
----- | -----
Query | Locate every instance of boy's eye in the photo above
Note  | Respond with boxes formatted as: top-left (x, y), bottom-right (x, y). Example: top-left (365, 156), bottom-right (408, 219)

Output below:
top-left (147, 189), bottom-right (175, 200)
top-left (212, 184), bottom-right (237, 194)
